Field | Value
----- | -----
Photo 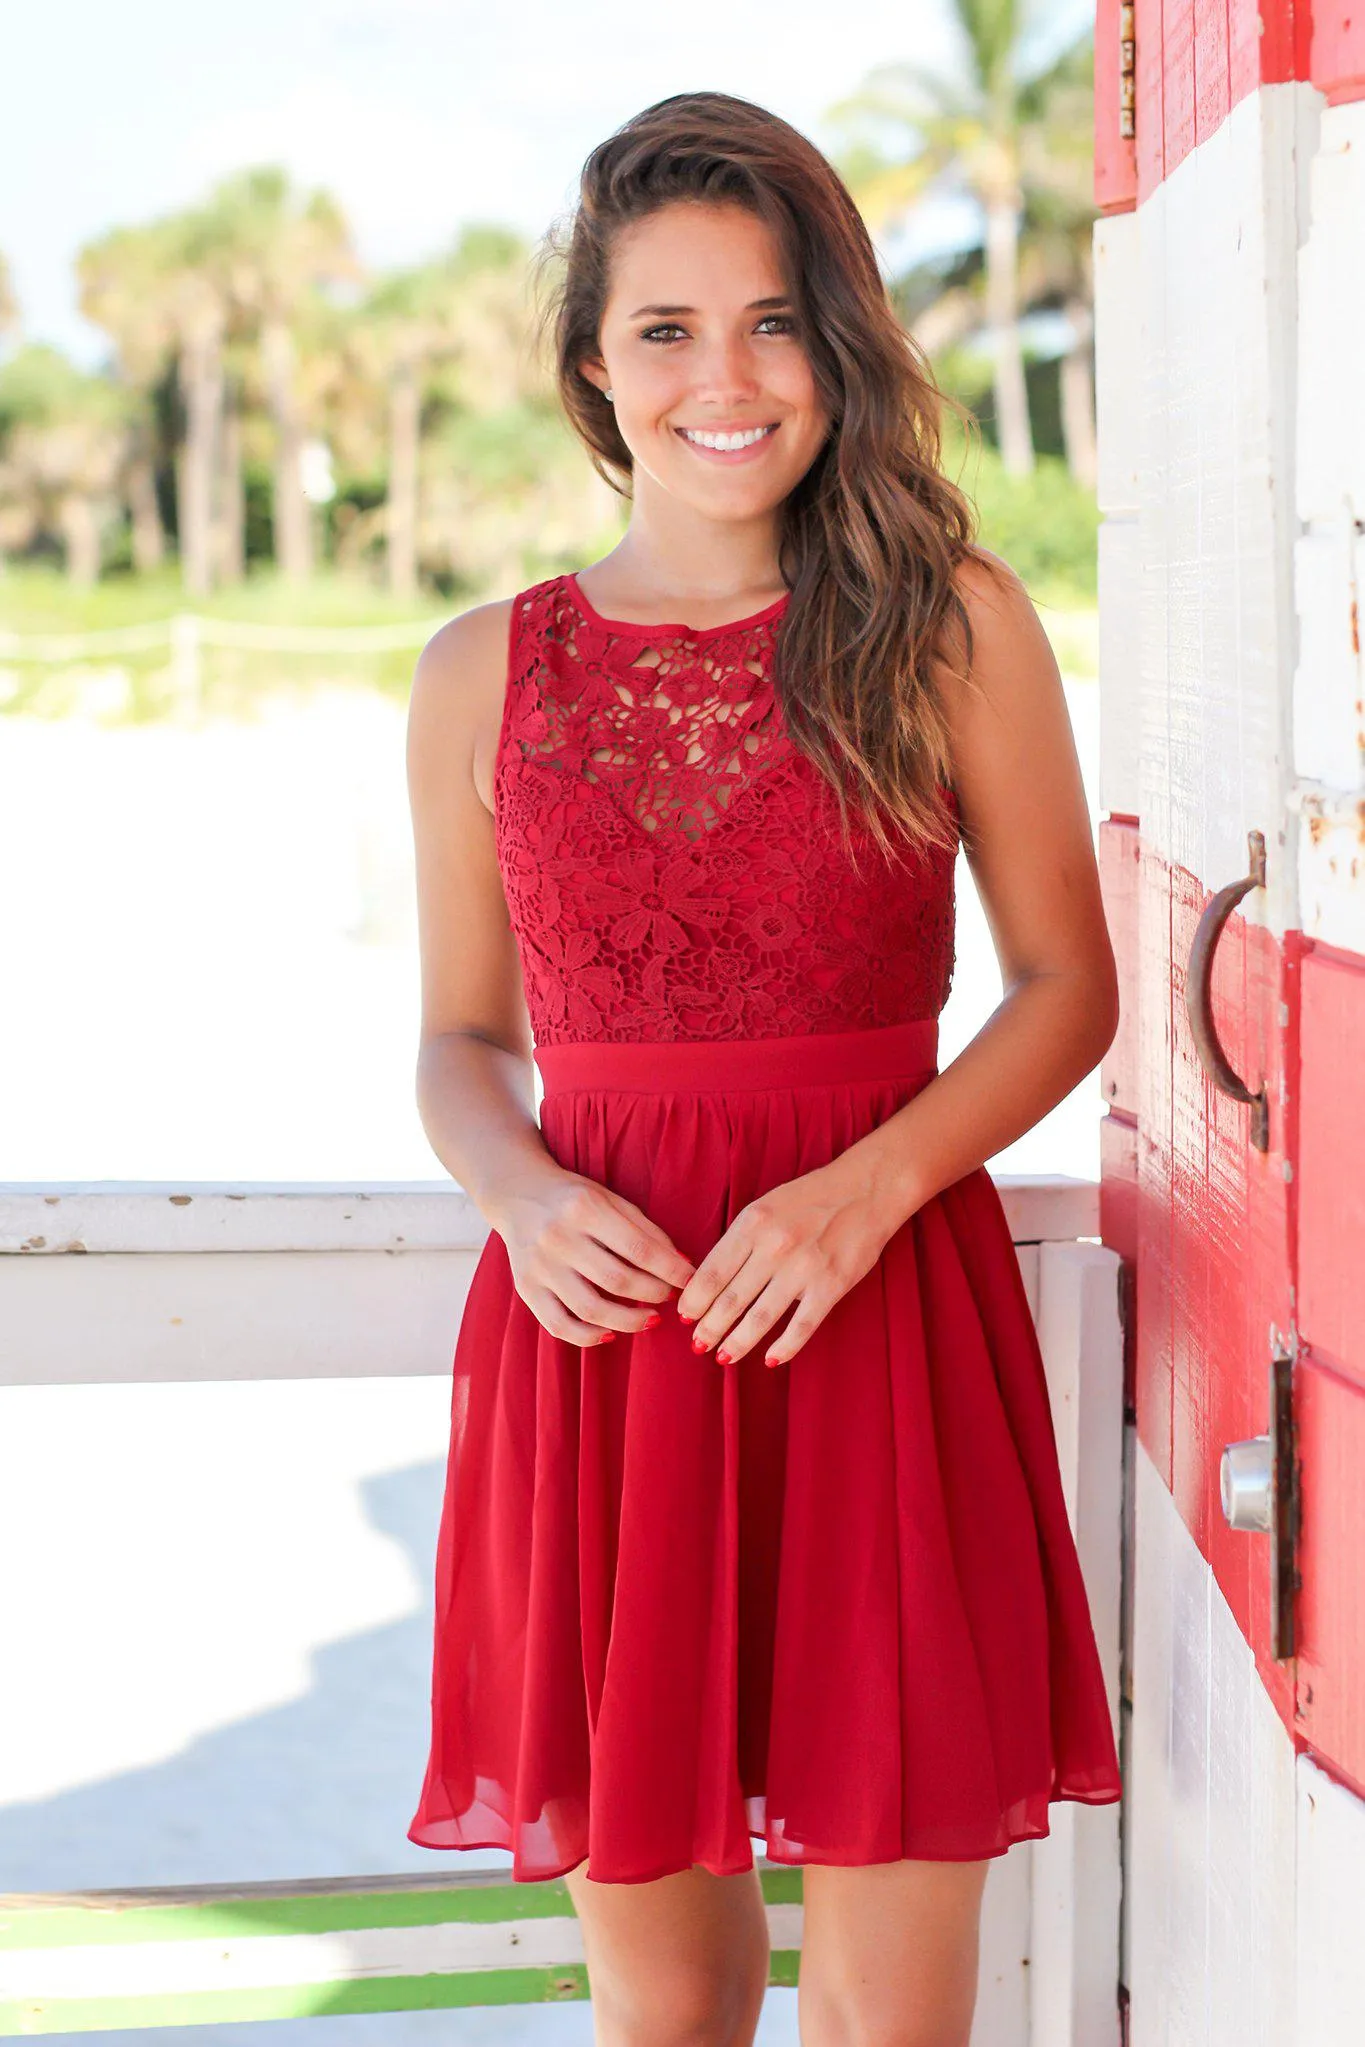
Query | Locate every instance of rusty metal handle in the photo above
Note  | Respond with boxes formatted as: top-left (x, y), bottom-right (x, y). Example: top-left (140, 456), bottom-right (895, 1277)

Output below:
top-left (1183, 828), bottom-right (1270, 1152)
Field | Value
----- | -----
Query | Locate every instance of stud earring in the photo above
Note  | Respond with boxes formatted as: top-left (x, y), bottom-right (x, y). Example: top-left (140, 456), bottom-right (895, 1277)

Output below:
top-left (605, 388), bottom-right (614, 401)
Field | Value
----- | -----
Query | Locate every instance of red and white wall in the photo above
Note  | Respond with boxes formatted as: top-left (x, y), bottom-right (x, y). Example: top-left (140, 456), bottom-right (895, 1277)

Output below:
top-left (1093, 3), bottom-right (1365, 2040)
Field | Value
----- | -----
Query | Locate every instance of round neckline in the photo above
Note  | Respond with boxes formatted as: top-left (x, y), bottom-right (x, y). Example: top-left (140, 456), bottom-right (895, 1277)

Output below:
top-left (565, 570), bottom-right (789, 638)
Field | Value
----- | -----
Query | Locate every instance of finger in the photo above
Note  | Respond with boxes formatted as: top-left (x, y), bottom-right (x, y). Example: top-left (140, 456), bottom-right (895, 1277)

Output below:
top-left (571, 1234), bottom-right (679, 1306)
top-left (554, 1266), bottom-right (668, 1336)
top-left (596, 1194), bottom-right (697, 1290)
top-left (524, 1283), bottom-right (625, 1349)
top-left (762, 1287), bottom-right (837, 1367)
top-left (711, 1273), bottom-right (803, 1365)
top-left (687, 1253), bottom-right (772, 1355)
top-left (676, 1231), bottom-right (756, 1328)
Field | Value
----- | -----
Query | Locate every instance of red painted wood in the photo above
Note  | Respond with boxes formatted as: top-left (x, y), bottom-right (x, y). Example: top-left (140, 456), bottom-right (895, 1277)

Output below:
top-left (1295, 1355), bottom-right (1365, 1789)
top-left (1174, 885), bottom-right (1294, 1713)
top-left (1100, 1108), bottom-right (1139, 1412)
top-left (1194, 0), bottom-right (1233, 145)
top-left (1163, 0), bottom-right (1198, 176)
top-left (1299, 941), bottom-right (1365, 1383)
top-left (1100, 819), bottom-right (1141, 1117)
top-left (1136, 1), bottom-right (1315, 202)
top-left (1311, 0), bottom-right (1365, 102)
top-left (1137, 842), bottom-right (1296, 1716)
top-left (1095, 0), bottom-right (1139, 213)
top-left (1135, 0), bottom-right (1168, 200)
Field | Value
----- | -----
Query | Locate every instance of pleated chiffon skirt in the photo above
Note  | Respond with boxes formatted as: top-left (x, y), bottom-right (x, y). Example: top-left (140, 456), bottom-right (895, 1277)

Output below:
top-left (407, 1017), bottom-right (1123, 1884)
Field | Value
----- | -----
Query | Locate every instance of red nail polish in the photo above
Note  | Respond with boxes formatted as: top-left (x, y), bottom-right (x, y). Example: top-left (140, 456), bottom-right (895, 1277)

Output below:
top-left (691, 1334), bottom-right (710, 1353)
top-left (642, 1312), bottom-right (662, 1330)
top-left (764, 1353), bottom-right (781, 1368)
top-left (677, 1309), bottom-right (696, 1324)
top-left (716, 1349), bottom-right (732, 1366)
top-left (598, 1331), bottom-right (616, 1344)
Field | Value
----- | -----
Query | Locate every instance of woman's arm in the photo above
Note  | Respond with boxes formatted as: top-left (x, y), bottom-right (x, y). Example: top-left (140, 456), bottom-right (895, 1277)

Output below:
top-left (675, 552), bottom-right (1120, 1365)
top-left (839, 547), bottom-right (1121, 1217)
top-left (407, 604), bottom-right (695, 1344)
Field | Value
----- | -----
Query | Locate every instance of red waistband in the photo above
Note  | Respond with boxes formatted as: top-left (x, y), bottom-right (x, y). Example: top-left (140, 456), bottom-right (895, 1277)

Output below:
top-left (533, 1017), bottom-right (939, 1096)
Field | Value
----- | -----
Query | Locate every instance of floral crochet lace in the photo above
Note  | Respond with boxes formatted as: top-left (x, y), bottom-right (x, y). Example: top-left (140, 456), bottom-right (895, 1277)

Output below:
top-left (493, 572), bottom-right (958, 1044)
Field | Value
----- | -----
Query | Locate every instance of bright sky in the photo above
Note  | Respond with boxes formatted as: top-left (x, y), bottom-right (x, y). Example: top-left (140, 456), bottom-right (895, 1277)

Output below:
top-left (3, 0), bottom-right (1089, 368)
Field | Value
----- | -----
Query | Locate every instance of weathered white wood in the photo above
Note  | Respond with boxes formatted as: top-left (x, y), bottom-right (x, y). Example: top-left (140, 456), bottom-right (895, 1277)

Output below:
top-left (1296, 1753), bottom-right (1365, 2045)
top-left (1295, 102), bottom-right (1365, 524)
top-left (972, 1839), bottom-right (1031, 2047)
top-left (1, 1247), bottom-right (480, 1384)
top-left (0, 1182), bottom-right (484, 1255)
top-left (1097, 513), bottom-right (1142, 818)
top-left (1029, 1242), bottom-right (1125, 2047)
top-left (0, 1178), bottom-right (1102, 1387)
top-left (1133, 85), bottom-right (1320, 941)
top-left (1128, 1440), bottom-right (1297, 2047)
top-left (0, 1175), bottom-right (1096, 1258)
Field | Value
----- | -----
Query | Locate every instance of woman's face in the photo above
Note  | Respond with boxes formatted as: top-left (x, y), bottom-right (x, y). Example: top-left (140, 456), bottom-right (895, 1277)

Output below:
top-left (580, 200), bottom-right (831, 522)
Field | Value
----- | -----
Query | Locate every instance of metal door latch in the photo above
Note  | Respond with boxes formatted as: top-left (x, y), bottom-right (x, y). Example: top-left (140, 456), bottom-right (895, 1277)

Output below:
top-left (1220, 1329), bottom-right (1300, 1661)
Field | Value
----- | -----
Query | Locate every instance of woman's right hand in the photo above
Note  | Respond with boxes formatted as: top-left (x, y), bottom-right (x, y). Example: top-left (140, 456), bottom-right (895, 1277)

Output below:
top-left (495, 1171), bottom-right (697, 1346)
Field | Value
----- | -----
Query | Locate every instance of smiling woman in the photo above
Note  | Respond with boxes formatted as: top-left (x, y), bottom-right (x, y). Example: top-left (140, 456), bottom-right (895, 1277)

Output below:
top-left (403, 86), bottom-right (1120, 2047)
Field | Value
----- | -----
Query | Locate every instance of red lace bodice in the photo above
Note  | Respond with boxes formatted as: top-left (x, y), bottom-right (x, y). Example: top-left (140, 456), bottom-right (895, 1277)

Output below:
top-left (493, 571), bottom-right (958, 1044)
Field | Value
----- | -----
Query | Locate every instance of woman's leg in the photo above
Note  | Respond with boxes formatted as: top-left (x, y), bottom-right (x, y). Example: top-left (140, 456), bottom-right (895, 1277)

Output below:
top-left (563, 1858), bottom-right (772, 2047)
top-left (796, 1857), bottom-right (992, 2047)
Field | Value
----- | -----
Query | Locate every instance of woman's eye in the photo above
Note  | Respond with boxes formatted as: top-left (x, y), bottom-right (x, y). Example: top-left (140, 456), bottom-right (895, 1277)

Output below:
top-left (639, 315), bottom-right (796, 345)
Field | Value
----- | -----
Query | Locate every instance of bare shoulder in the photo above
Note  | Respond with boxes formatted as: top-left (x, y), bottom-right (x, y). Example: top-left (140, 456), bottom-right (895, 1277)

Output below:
top-left (406, 595), bottom-right (518, 814)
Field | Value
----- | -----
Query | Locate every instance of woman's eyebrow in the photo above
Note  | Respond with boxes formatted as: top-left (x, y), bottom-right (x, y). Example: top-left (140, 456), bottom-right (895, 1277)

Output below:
top-left (627, 295), bottom-right (793, 317)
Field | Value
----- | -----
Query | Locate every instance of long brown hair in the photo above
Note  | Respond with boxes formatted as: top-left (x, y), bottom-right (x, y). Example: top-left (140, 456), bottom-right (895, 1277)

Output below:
top-left (531, 89), bottom-right (1009, 864)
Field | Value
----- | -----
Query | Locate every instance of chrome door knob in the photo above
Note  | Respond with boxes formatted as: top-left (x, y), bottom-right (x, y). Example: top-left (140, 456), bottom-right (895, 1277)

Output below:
top-left (1221, 1435), bottom-right (1274, 1531)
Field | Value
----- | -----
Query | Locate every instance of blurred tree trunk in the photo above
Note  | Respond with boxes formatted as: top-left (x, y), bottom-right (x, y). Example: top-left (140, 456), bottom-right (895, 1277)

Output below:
top-left (387, 354), bottom-right (420, 598)
top-left (1059, 297), bottom-right (1096, 489)
top-left (177, 313), bottom-right (224, 596)
top-left (984, 190), bottom-right (1034, 476)
top-left (215, 391), bottom-right (246, 582)
top-left (58, 495), bottom-right (101, 586)
top-left (261, 316), bottom-right (311, 580)
top-left (127, 443), bottom-right (165, 573)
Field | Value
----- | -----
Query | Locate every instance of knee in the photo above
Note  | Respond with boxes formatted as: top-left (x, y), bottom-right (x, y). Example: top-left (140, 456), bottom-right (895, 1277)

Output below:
top-left (592, 1961), bottom-right (766, 2047)
top-left (797, 1979), bottom-right (973, 2047)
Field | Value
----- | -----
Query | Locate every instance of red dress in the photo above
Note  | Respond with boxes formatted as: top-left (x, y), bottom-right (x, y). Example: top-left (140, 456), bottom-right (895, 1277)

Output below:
top-left (406, 569), bottom-right (1123, 1884)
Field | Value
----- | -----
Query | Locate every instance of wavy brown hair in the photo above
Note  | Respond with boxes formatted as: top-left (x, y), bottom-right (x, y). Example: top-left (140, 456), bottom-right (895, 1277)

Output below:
top-left (530, 89), bottom-right (1011, 865)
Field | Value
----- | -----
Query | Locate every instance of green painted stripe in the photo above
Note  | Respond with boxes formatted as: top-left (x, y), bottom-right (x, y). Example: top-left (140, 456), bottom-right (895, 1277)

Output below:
top-left (0, 1865), bottom-right (804, 1952)
top-left (0, 1951), bottom-right (802, 2034)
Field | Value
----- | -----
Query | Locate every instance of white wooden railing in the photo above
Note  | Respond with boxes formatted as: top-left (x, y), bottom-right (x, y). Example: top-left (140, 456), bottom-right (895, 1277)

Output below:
top-left (0, 1178), bottom-right (1125, 2044)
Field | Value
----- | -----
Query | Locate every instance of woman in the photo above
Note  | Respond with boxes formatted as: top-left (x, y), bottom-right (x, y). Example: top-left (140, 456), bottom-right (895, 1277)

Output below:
top-left (406, 89), bottom-right (1122, 2047)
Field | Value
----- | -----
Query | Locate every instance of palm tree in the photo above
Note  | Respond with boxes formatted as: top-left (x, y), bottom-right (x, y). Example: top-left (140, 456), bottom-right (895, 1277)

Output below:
top-left (76, 224), bottom-right (171, 574)
top-left (213, 167), bottom-right (360, 581)
top-left (828, 5), bottom-right (1095, 477)
top-left (0, 344), bottom-right (130, 583)
top-left (348, 226), bottom-right (529, 596)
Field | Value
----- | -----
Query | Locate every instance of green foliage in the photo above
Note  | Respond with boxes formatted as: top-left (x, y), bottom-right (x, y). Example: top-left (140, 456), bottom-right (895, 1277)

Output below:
top-left (943, 423), bottom-right (1098, 605)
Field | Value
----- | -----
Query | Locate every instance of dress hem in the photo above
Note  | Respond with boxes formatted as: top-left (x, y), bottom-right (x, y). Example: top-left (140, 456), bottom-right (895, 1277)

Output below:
top-left (404, 1780), bottom-right (1124, 1886)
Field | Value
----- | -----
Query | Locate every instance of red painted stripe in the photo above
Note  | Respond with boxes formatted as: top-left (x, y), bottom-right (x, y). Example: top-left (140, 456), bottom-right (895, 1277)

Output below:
top-left (1299, 942), bottom-right (1365, 1382)
top-left (1114, 0), bottom-right (1365, 209)
top-left (1311, 2), bottom-right (1365, 102)
top-left (1094, 0), bottom-right (1138, 213)
top-left (1296, 1354), bottom-right (1365, 1786)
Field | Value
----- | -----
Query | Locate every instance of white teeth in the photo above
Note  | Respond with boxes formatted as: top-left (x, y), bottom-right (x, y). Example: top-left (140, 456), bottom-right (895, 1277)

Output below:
top-left (680, 424), bottom-right (776, 450)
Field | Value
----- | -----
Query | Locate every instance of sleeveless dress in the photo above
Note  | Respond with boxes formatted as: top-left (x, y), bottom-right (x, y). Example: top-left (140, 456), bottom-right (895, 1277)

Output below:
top-left (406, 569), bottom-right (1123, 1884)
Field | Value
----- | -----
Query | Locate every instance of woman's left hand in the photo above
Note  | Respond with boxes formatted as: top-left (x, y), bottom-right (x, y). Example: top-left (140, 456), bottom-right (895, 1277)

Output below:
top-left (674, 1149), bottom-right (911, 1367)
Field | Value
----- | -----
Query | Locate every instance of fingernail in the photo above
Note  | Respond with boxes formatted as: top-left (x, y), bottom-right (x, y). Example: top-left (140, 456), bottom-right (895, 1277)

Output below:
top-left (677, 1309), bottom-right (697, 1324)
top-left (691, 1334), bottom-right (710, 1354)
top-left (598, 1331), bottom-right (616, 1344)
top-left (642, 1312), bottom-right (662, 1330)
top-left (764, 1353), bottom-right (781, 1368)
top-left (716, 1349), bottom-right (732, 1366)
